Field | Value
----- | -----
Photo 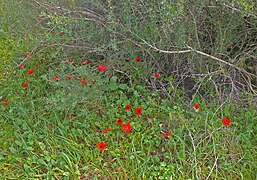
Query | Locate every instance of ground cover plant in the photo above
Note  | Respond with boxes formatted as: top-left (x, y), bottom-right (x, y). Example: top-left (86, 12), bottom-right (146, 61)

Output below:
top-left (1, 0), bottom-right (257, 179)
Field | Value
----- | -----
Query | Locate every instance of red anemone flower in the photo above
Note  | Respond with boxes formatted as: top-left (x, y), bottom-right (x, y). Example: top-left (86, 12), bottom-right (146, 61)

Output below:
top-left (66, 76), bottom-right (72, 80)
top-left (125, 105), bottom-right (131, 110)
top-left (135, 107), bottom-right (143, 115)
top-left (23, 83), bottom-right (28, 87)
top-left (135, 57), bottom-right (141, 62)
top-left (54, 76), bottom-right (60, 81)
top-left (117, 119), bottom-right (123, 125)
top-left (82, 60), bottom-right (89, 65)
top-left (60, 31), bottom-right (65, 35)
top-left (3, 99), bottom-right (8, 105)
top-left (19, 63), bottom-right (25, 68)
top-left (79, 78), bottom-right (87, 86)
top-left (162, 131), bottom-right (172, 137)
top-left (222, 117), bottom-right (231, 126)
top-left (194, 104), bottom-right (200, 109)
top-left (122, 123), bottom-right (132, 133)
top-left (102, 127), bottom-right (110, 133)
top-left (80, 81), bottom-right (87, 86)
top-left (28, 69), bottom-right (35, 75)
top-left (98, 65), bottom-right (107, 72)
top-left (97, 142), bottom-right (107, 151)
top-left (154, 73), bottom-right (160, 78)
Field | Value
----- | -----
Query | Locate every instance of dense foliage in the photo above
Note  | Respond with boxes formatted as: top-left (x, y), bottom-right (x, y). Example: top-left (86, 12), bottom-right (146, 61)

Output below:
top-left (1, 0), bottom-right (256, 179)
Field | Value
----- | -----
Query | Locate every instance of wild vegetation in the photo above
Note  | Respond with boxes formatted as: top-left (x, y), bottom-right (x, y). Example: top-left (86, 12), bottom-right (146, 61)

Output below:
top-left (1, 0), bottom-right (256, 179)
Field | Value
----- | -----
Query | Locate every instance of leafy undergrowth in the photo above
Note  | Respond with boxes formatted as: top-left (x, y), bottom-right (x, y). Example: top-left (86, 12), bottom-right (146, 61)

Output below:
top-left (0, 1), bottom-right (257, 179)
top-left (1, 56), bottom-right (256, 179)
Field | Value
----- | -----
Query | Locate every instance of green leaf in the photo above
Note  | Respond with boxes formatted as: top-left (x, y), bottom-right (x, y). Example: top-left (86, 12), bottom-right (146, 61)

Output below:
top-left (14, 140), bottom-right (23, 147)
top-left (45, 154), bottom-right (51, 162)
top-left (38, 158), bottom-right (46, 165)
top-left (119, 84), bottom-right (127, 90)
top-left (108, 82), bottom-right (118, 91)
top-left (126, 110), bottom-right (132, 116)
top-left (24, 146), bottom-right (34, 151)
top-left (63, 172), bottom-right (70, 176)
top-left (9, 147), bottom-right (17, 153)
top-left (110, 76), bottom-right (118, 82)
top-left (82, 166), bottom-right (89, 171)
top-left (38, 142), bottom-right (45, 150)
top-left (15, 118), bottom-right (23, 125)
top-left (77, 129), bottom-right (83, 136)
top-left (24, 164), bottom-right (30, 171)
top-left (177, 150), bottom-right (185, 160)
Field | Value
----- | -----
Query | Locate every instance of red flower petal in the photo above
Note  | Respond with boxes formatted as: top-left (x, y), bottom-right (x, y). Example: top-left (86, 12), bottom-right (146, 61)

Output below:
top-left (28, 69), bottom-right (35, 75)
top-left (19, 63), bottom-right (25, 68)
top-left (162, 131), bottom-right (172, 137)
top-left (3, 99), bottom-right (8, 105)
top-left (194, 104), bottom-right (200, 109)
top-left (154, 73), bottom-right (160, 78)
top-left (102, 127), bottom-right (110, 133)
top-left (98, 65), bottom-right (107, 72)
top-left (222, 117), bottom-right (231, 126)
top-left (54, 76), bottom-right (60, 81)
top-left (166, 131), bottom-right (172, 136)
top-left (66, 76), bottom-right (72, 80)
top-left (82, 60), bottom-right (89, 65)
top-left (135, 107), bottom-right (142, 115)
top-left (23, 83), bottom-right (28, 87)
top-left (135, 57), bottom-right (141, 62)
top-left (117, 119), bottom-right (123, 125)
top-left (97, 142), bottom-right (107, 151)
top-left (125, 105), bottom-right (131, 110)
top-left (79, 78), bottom-right (87, 86)
top-left (122, 123), bottom-right (132, 133)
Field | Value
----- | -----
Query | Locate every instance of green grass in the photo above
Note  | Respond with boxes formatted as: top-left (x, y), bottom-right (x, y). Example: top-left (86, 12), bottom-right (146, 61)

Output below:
top-left (1, 0), bottom-right (257, 179)
top-left (1, 64), bottom-right (256, 179)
